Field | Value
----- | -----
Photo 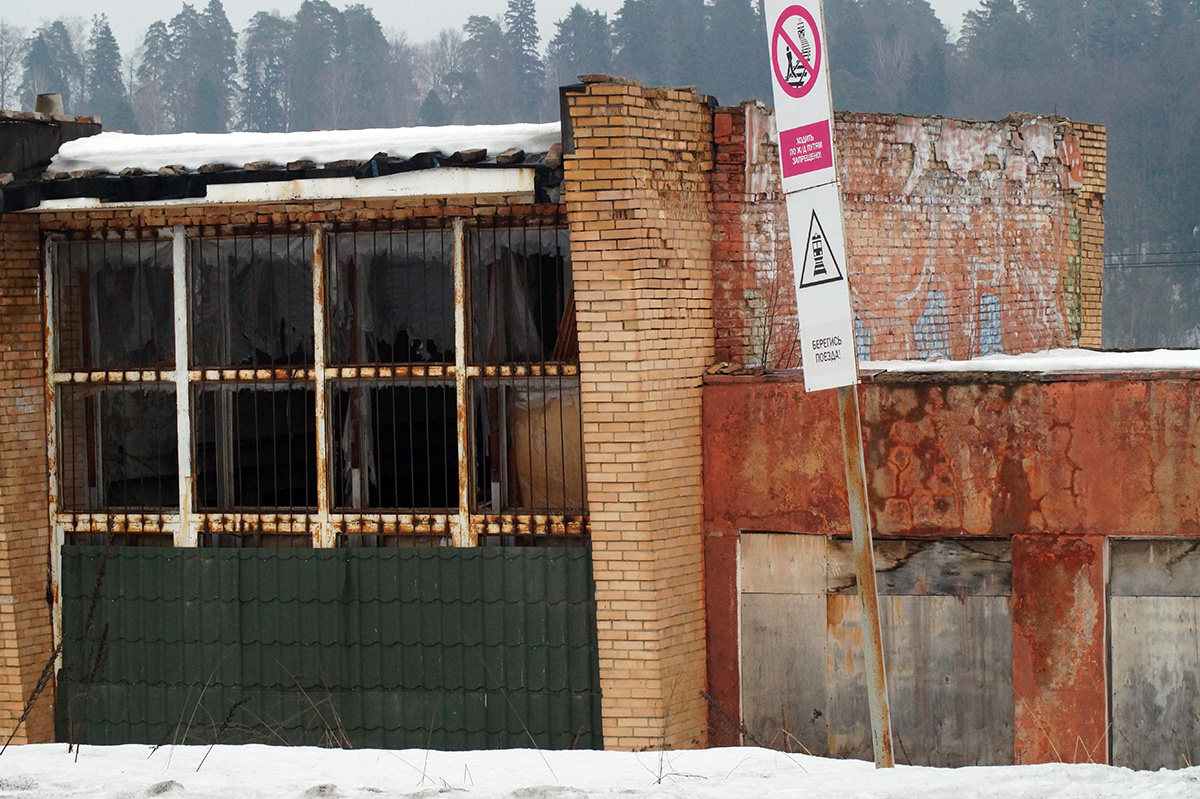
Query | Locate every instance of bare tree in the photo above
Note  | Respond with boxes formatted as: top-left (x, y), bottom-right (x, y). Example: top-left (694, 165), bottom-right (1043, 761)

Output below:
top-left (0, 21), bottom-right (27, 109)
top-left (415, 28), bottom-right (469, 103)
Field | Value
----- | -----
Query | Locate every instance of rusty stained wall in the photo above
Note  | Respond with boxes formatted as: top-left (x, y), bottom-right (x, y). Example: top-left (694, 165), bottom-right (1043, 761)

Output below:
top-left (702, 373), bottom-right (1200, 761)
top-left (710, 106), bottom-right (1105, 370)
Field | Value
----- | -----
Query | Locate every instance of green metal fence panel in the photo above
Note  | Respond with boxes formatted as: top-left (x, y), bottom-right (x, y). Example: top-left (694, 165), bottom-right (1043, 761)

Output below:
top-left (58, 546), bottom-right (602, 749)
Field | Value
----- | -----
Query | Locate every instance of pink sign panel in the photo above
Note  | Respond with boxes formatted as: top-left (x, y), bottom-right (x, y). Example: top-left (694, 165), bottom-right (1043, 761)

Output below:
top-left (778, 119), bottom-right (833, 178)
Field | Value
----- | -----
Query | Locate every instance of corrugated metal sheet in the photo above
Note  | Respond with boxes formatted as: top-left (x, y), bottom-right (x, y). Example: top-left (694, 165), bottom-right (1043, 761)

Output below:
top-left (58, 546), bottom-right (601, 749)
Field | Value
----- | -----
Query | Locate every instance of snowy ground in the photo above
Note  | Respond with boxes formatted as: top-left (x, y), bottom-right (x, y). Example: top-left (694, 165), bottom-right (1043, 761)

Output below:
top-left (1, 745), bottom-right (1198, 799)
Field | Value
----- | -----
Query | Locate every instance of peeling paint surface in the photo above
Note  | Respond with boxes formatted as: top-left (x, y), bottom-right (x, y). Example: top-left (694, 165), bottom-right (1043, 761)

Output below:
top-left (703, 373), bottom-right (1200, 758)
top-left (711, 107), bottom-right (1102, 368)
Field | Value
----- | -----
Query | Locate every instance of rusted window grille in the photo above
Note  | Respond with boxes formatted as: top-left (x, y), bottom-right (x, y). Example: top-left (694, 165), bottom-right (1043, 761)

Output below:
top-left (46, 217), bottom-right (585, 549)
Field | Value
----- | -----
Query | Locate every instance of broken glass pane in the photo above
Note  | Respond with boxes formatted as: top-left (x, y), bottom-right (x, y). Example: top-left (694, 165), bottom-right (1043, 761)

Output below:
top-left (57, 384), bottom-right (178, 510)
top-left (328, 229), bottom-right (454, 365)
top-left (470, 226), bottom-right (574, 365)
top-left (330, 381), bottom-right (457, 510)
top-left (472, 376), bottom-right (584, 513)
top-left (191, 236), bottom-right (314, 367)
top-left (194, 384), bottom-right (317, 509)
top-left (55, 240), bottom-right (174, 371)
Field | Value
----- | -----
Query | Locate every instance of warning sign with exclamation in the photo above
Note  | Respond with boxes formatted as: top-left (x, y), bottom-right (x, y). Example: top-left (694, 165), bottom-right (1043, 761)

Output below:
top-left (798, 210), bottom-right (844, 288)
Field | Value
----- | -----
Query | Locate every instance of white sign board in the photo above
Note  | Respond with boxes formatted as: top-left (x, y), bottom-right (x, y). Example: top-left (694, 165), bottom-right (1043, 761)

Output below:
top-left (765, 0), bottom-right (837, 195)
top-left (785, 185), bottom-right (857, 390)
top-left (766, 0), bottom-right (858, 392)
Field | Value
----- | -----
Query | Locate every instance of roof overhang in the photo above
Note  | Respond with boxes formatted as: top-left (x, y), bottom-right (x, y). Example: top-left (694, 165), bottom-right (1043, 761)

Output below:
top-left (23, 166), bottom-right (537, 212)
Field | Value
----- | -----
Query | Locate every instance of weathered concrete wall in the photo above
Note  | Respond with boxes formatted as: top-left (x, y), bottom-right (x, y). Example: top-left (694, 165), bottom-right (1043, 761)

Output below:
top-left (0, 216), bottom-right (54, 743)
top-left (564, 78), bottom-right (713, 749)
top-left (711, 106), bottom-right (1106, 369)
top-left (702, 372), bottom-right (1200, 759)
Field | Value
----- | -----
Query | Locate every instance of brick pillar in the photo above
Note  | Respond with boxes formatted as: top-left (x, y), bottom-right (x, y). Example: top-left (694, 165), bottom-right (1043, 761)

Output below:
top-left (564, 78), bottom-right (713, 749)
top-left (1075, 124), bottom-right (1106, 349)
top-left (1012, 534), bottom-right (1108, 763)
top-left (0, 216), bottom-right (54, 743)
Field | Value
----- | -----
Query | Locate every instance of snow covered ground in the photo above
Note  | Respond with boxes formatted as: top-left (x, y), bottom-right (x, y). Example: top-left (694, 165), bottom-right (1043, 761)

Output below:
top-left (1, 744), bottom-right (1198, 799)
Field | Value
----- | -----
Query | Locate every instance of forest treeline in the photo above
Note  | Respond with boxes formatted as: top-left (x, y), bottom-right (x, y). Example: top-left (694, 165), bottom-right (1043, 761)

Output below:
top-left (1, 0), bottom-right (1199, 261)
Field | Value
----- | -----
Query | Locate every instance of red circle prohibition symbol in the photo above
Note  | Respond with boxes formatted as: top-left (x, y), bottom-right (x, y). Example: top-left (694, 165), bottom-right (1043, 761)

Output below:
top-left (772, 5), bottom-right (822, 99)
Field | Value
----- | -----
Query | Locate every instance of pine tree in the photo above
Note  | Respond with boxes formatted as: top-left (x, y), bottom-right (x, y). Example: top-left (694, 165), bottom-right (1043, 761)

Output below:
top-left (335, 5), bottom-right (393, 128)
top-left (419, 89), bottom-right (450, 125)
top-left (461, 15), bottom-right (511, 122)
top-left (20, 21), bottom-right (84, 111)
top-left (613, 0), bottom-right (663, 82)
top-left (287, 0), bottom-right (342, 131)
top-left (547, 5), bottom-right (613, 87)
top-left (240, 11), bottom-right (293, 131)
top-left (163, 3), bottom-right (204, 131)
top-left (505, 0), bottom-right (545, 120)
top-left (85, 15), bottom-right (136, 131)
top-left (193, 0), bottom-right (237, 132)
top-left (704, 0), bottom-right (767, 105)
top-left (134, 20), bottom-right (172, 133)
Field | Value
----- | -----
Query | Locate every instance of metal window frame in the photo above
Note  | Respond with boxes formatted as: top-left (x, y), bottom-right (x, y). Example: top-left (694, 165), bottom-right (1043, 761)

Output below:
top-left (45, 216), bottom-right (588, 640)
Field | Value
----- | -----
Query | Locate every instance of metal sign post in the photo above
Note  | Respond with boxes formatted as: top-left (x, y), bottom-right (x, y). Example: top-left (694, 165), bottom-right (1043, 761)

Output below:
top-left (764, 0), bottom-right (894, 767)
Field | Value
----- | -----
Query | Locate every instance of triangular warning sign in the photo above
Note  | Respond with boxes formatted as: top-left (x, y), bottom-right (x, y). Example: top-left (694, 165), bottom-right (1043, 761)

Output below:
top-left (798, 211), bottom-right (844, 288)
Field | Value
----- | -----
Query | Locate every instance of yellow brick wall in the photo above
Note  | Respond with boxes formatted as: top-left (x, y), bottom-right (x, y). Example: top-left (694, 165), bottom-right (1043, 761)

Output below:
top-left (0, 216), bottom-right (54, 743)
top-left (1075, 122), bottom-right (1106, 349)
top-left (564, 78), bottom-right (713, 749)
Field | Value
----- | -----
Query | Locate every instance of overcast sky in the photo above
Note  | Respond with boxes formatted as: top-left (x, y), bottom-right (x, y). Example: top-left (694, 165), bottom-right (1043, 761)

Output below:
top-left (1, 0), bottom-right (979, 56)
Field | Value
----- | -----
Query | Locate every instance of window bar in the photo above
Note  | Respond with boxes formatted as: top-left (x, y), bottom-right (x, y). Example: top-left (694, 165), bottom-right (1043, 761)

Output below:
top-left (453, 218), bottom-right (471, 547)
top-left (173, 227), bottom-right (195, 547)
top-left (44, 237), bottom-right (65, 654)
top-left (313, 226), bottom-right (333, 547)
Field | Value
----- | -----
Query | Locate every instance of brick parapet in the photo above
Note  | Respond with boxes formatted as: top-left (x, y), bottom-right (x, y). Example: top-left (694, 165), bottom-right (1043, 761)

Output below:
top-left (711, 106), bottom-right (1107, 370)
top-left (0, 216), bottom-right (53, 743)
top-left (565, 79), bottom-right (713, 749)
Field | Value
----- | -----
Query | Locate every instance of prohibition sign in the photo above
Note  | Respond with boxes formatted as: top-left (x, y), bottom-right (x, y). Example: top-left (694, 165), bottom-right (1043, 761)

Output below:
top-left (771, 5), bottom-right (822, 99)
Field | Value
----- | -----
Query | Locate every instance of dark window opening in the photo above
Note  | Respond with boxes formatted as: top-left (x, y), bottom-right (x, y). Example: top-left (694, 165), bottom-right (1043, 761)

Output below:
top-left (58, 385), bottom-right (179, 511)
top-left (331, 382), bottom-right (457, 510)
top-left (191, 236), bottom-right (314, 367)
top-left (194, 385), bottom-right (317, 510)
top-left (55, 239), bottom-right (174, 371)
top-left (470, 226), bottom-right (576, 365)
top-left (329, 229), bottom-right (454, 366)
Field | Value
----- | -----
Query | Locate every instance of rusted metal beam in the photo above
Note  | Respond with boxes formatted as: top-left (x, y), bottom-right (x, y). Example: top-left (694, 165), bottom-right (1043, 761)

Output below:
top-left (453, 219), bottom-right (472, 547)
top-left (312, 226), bottom-right (333, 548)
top-left (43, 236), bottom-right (64, 660)
top-left (172, 227), bottom-right (196, 547)
top-left (837, 383), bottom-right (895, 768)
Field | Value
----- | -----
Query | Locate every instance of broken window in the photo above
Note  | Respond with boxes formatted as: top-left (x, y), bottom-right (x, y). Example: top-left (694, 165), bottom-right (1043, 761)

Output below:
top-left (191, 236), bottom-right (313, 367)
top-left (54, 239), bottom-right (174, 371)
top-left (48, 217), bottom-right (584, 547)
top-left (329, 228), bottom-right (453, 365)
top-left (57, 384), bottom-right (178, 511)
top-left (194, 384), bottom-right (317, 510)
top-left (471, 226), bottom-right (575, 364)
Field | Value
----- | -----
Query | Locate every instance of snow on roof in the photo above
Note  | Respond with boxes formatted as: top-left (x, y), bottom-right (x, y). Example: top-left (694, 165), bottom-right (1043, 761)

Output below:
top-left (49, 122), bottom-right (562, 174)
top-left (865, 347), bottom-right (1200, 375)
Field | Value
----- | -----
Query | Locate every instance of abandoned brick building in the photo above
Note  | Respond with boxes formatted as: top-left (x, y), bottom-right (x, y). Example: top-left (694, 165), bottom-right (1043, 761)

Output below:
top-left (4, 76), bottom-right (1192, 769)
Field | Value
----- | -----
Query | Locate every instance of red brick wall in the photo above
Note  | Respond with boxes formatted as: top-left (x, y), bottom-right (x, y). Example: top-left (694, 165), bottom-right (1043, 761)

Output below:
top-left (702, 372), bottom-right (1200, 758)
top-left (711, 106), bottom-right (1106, 369)
top-left (0, 216), bottom-right (54, 743)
